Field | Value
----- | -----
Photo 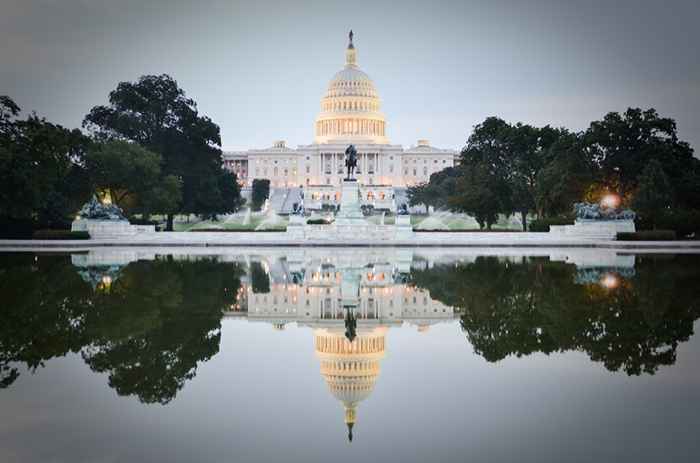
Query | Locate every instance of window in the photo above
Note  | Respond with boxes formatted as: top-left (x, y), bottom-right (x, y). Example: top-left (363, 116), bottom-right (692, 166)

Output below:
top-left (306, 166), bottom-right (310, 174)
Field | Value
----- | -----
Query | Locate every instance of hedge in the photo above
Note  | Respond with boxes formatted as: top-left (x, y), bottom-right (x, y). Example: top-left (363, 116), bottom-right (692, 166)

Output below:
top-left (528, 217), bottom-right (574, 232)
top-left (306, 219), bottom-right (332, 225)
top-left (616, 230), bottom-right (677, 241)
top-left (32, 230), bottom-right (90, 240)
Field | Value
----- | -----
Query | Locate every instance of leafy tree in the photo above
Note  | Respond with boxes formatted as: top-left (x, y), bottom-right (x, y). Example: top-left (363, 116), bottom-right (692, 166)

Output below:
top-left (0, 97), bottom-right (91, 231)
top-left (83, 75), bottom-right (240, 229)
top-left (85, 140), bottom-right (163, 213)
top-left (449, 161), bottom-right (509, 229)
top-left (583, 108), bottom-right (694, 198)
top-left (251, 178), bottom-right (270, 211)
top-left (135, 174), bottom-right (182, 220)
top-left (633, 159), bottom-right (673, 229)
top-left (406, 183), bottom-right (430, 213)
top-left (535, 133), bottom-right (593, 217)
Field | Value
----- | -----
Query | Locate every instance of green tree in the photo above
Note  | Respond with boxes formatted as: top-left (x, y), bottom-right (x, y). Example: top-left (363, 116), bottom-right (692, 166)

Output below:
top-left (251, 178), bottom-right (270, 211)
top-left (135, 174), bottom-right (182, 220)
top-left (85, 140), bottom-right (163, 213)
top-left (407, 183), bottom-right (430, 213)
top-left (83, 75), bottom-right (240, 229)
top-left (449, 161), bottom-right (509, 229)
top-left (633, 159), bottom-right (673, 229)
top-left (535, 133), bottom-right (593, 217)
top-left (584, 108), bottom-right (694, 198)
top-left (1, 97), bottom-right (91, 231)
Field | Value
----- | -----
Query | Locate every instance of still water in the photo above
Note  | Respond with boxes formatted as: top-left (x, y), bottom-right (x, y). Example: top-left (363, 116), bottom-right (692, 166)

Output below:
top-left (1, 248), bottom-right (700, 463)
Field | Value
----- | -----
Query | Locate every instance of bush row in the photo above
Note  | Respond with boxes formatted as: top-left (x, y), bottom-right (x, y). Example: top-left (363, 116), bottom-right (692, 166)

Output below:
top-left (32, 230), bottom-right (90, 240)
top-left (617, 230), bottom-right (677, 241)
top-left (636, 209), bottom-right (700, 238)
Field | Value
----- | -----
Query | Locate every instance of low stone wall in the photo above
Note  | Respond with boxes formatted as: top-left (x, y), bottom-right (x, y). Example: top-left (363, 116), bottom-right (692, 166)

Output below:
top-left (549, 220), bottom-right (635, 240)
top-left (286, 214), bottom-right (413, 242)
top-left (73, 220), bottom-right (156, 239)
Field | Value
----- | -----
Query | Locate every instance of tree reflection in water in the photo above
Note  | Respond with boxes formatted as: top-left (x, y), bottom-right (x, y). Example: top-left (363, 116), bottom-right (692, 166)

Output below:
top-left (408, 255), bottom-right (700, 375)
top-left (2, 252), bottom-right (700, 406)
top-left (0, 254), bottom-right (244, 403)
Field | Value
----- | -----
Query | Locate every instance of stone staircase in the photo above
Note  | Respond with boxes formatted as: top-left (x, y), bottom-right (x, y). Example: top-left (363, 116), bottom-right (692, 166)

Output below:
top-left (268, 187), bottom-right (303, 214)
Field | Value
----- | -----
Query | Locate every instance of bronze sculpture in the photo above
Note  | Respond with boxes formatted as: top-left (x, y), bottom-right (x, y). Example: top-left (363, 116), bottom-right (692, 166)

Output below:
top-left (345, 144), bottom-right (358, 180)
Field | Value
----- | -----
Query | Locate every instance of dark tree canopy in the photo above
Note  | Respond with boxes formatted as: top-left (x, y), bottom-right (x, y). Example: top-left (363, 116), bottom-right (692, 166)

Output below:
top-left (1, 96), bottom-right (92, 231)
top-left (83, 75), bottom-right (241, 225)
top-left (251, 178), bottom-right (270, 211)
top-left (584, 108), bottom-right (694, 198)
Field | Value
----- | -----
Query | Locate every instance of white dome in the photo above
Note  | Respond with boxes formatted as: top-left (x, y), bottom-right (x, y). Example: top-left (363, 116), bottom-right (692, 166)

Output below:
top-left (314, 33), bottom-right (387, 144)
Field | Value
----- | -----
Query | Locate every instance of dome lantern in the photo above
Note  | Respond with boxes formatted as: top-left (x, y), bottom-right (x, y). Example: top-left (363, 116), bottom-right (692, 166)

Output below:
top-left (346, 29), bottom-right (357, 66)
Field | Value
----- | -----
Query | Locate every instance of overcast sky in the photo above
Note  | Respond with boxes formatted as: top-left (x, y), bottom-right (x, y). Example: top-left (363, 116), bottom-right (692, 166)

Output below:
top-left (1, 0), bottom-right (699, 152)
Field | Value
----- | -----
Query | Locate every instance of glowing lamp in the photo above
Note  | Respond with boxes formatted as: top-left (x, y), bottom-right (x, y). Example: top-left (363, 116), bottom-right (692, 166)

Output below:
top-left (600, 273), bottom-right (620, 290)
top-left (600, 194), bottom-right (620, 209)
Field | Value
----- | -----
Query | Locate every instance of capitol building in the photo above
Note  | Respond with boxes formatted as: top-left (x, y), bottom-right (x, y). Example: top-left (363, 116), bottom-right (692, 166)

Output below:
top-left (223, 32), bottom-right (457, 212)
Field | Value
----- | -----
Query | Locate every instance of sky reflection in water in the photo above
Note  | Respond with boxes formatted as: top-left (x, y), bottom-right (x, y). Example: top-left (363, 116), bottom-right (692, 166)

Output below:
top-left (1, 248), bottom-right (699, 463)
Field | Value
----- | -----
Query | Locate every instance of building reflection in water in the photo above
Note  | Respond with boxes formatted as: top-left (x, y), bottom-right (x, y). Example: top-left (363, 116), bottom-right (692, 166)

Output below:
top-left (224, 249), bottom-right (457, 441)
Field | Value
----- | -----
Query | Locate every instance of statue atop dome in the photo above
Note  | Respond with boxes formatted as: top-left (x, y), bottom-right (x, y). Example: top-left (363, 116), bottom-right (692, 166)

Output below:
top-left (348, 29), bottom-right (354, 48)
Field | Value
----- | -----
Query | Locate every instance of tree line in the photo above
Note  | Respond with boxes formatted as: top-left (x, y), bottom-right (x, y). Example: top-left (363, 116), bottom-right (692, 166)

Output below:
top-left (1, 75), bottom-right (243, 235)
top-left (408, 109), bottom-right (700, 232)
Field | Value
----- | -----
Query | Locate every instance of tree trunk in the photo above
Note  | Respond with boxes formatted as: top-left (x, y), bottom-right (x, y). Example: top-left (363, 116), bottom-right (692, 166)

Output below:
top-left (166, 213), bottom-right (174, 231)
top-left (521, 210), bottom-right (527, 231)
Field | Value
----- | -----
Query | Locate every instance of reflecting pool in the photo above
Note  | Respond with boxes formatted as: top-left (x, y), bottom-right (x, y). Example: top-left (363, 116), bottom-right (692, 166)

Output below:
top-left (1, 248), bottom-right (700, 462)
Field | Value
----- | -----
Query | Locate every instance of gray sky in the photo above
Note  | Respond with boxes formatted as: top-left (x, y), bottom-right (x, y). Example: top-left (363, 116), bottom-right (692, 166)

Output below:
top-left (1, 0), bottom-right (699, 152)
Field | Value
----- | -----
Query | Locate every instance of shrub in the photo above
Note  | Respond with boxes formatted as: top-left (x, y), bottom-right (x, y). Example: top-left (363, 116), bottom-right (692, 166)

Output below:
top-left (528, 216), bottom-right (574, 232)
top-left (32, 230), bottom-right (90, 240)
top-left (657, 209), bottom-right (700, 238)
top-left (616, 230), bottom-right (676, 241)
top-left (306, 218), bottom-right (331, 225)
top-left (0, 217), bottom-right (35, 239)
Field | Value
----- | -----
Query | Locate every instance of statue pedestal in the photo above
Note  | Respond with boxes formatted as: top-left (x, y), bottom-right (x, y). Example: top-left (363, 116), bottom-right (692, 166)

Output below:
top-left (335, 180), bottom-right (365, 225)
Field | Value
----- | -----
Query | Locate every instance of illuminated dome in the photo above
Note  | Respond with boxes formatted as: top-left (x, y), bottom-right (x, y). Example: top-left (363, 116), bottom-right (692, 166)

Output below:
top-left (314, 31), bottom-right (388, 144)
top-left (314, 326), bottom-right (387, 441)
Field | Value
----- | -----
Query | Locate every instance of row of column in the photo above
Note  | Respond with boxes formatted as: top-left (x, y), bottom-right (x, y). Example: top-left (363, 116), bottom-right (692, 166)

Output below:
top-left (320, 152), bottom-right (380, 176)
top-left (315, 335), bottom-right (384, 354)
top-left (317, 119), bottom-right (385, 137)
